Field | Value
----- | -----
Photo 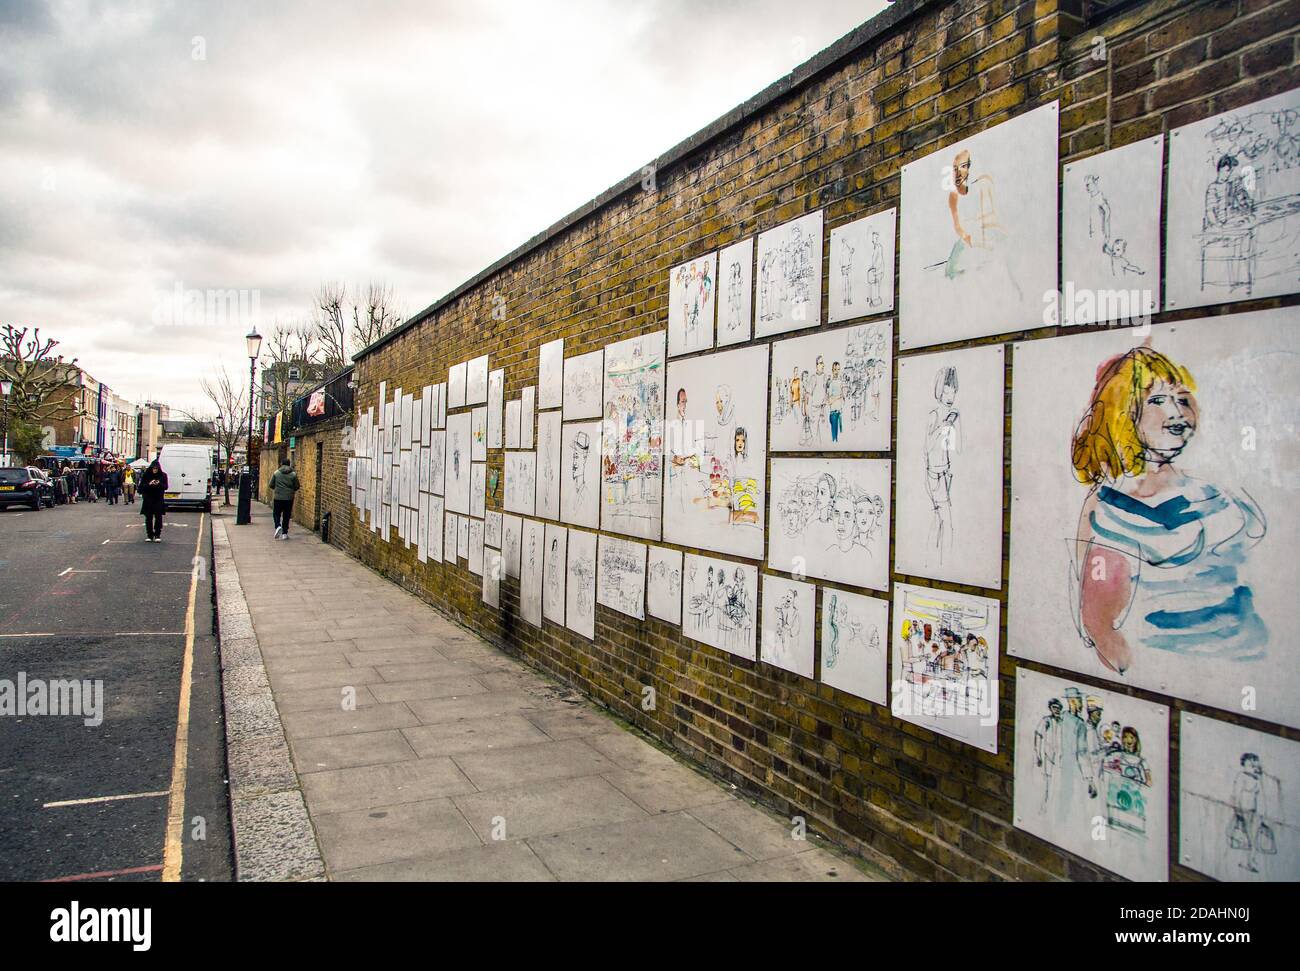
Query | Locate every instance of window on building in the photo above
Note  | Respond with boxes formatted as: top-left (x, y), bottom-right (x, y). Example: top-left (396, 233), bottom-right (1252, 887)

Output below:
top-left (289, 367), bottom-right (301, 381)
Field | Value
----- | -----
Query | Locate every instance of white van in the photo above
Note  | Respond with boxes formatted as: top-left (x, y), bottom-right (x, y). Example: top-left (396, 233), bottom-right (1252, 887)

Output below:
top-left (158, 444), bottom-right (213, 512)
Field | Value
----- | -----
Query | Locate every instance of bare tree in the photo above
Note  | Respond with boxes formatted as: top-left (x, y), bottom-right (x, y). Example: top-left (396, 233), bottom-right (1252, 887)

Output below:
top-left (261, 322), bottom-right (320, 420)
top-left (189, 367), bottom-right (249, 505)
top-left (312, 282), bottom-right (404, 372)
top-left (315, 283), bottom-right (349, 375)
top-left (0, 324), bottom-right (83, 425)
top-left (352, 281), bottom-right (404, 351)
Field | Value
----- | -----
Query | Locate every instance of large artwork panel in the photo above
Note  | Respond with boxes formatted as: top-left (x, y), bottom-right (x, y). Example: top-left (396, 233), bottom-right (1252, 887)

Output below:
top-left (663, 344), bottom-right (768, 559)
top-left (535, 410), bottom-right (562, 521)
top-left (563, 349), bottom-right (604, 420)
top-left (1165, 88), bottom-right (1300, 312)
top-left (600, 330), bottom-right (666, 540)
top-left (755, 211), bottom-right (823, 338)
top-left (667, 251), bottom-right (717, 357)
top-left (1179, 712), bottom-right (1299, 882)
top-left (899, 102), bottom-right (1059, 349)
top-left (1013, 668), bottom-right (1169, 882)
top-left (890, 583), bottom-right (1000, 754)
top-left (559, 420), bottom-right (601, 529)
top-left (767, 457), bottom-right (891, 591)
top-left (682, 553), bottom-right (757, 660)
top-left (770, 321), bottom-right (891, 453)
top-left (828, 208), bottom-right (896, 323)
top-left (894, 343), bottom-right (1004, 589)
top-left (443, 412), bottom-right (472, 515)
top-left (1009, 310), bottom-right (1300, 728)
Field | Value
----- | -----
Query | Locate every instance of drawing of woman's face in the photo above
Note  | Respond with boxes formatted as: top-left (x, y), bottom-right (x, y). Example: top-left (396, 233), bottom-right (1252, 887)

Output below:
top-left (1121, 728), bottom-right (1140, 755)
top-left (797, 480), bottom-right (816, 518)
top-left (816, 475), bottom-right (834, 513)
top-left (1137, 379), bottom-right (1198, 461)
top-left (676, 388), bottom-right (688, 419)
top-left (953, 150), bottom-right (971, 191)
top-left (854, 497), bottom-right (879, 535)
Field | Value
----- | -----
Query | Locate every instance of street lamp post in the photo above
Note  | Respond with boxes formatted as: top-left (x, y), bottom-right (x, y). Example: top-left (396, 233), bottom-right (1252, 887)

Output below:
top-left (1, 379), bottom-right (12, 466)
top-left (236, 327), bottom-right (262, 525)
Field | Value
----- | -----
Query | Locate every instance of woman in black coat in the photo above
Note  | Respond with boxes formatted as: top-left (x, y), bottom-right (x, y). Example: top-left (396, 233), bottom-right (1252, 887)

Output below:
top-left (138, 459), bottom-right (168, 542)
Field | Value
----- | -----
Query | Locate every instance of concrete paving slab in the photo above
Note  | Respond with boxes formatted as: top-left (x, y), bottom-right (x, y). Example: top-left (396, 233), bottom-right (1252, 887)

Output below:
top-left (453, 775), bottom-right (649, 842)
top-left (451, 738), bottom-right (618, 790)
top-left (334, 840), bottom-right (555, 882)
top-left (301, 757), bottom-right (476, 814)
top-left (312, 797), bottom-right (481, 872)
top-left (603, 765), bottom-right (737, 814)
top-left (291, 729), bottom-right (418, 773)
top-left (282, 702), bottom-right (420, 740)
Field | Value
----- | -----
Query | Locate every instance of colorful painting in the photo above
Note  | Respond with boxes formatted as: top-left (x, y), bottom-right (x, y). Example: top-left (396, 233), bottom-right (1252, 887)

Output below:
top-left (600, 330), bottom-right (666, 541)
top-left (667, 251), bottom-right (717, 357)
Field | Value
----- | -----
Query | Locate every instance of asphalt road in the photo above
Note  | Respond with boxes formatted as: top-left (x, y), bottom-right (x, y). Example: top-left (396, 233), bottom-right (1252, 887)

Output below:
top-left (0, 497), bottom-right (233, 882)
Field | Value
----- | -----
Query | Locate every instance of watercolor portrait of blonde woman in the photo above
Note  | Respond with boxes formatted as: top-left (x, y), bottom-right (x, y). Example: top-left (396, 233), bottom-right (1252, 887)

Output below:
top-left (1070, 346), bottom-right (1268, 676)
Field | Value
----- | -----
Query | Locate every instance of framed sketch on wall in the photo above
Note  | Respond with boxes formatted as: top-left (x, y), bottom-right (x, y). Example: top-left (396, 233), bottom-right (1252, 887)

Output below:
top-left (755, 210), bottom-right (823, 338)
top-left (535, 410), bottom-right (562, 521)
top-left (1013, 668), bottom-right (1169, 882)
top-left (560, 420), bottom-right (601, 529)
top-left (443, 411), bottom-right (472, 515)
top-left (1009, 309), bottom-right (1300, 729)
top-left (471, 406), bottom-right (487, 462)
top-left (470, 463), bottom-right (486, 520)
top-left (667, 251), bottom-right (717, 357)
top-left (716, 237), bottom-right (753, 348)
top-left (466, 354), bottom-right (489, 405)
top-left (647, 545), bottom-right (683, 625)
top-left (760, 575), bottom-right (815, 679)
top-left (769, 321), bottom-right (892, 453)
top-left (505, 399), bottom-right (522, 449)
top-left (828, 208), bottom-right (896, 323)
top-left (539, 337), bottom-right (564, 410)
top-left (487, 368), bottom-right (505, 448)
top-left (663, 344), bottom-right (769, 559)
top-left (563, 348), bottom-right (604, 420)
top-left (596, 534), bottom-right (647, 621)
top-left (521, 386), bottom-right (536, 449)
top-left (899, 101), bottom-right (1059, 349)
top-left (820, 587), bottom-right (888, 706)
top-left (565, 528), bottom-right (597, 641)
top-left (482, 547), bottom-right (502, 609)
top-left (894, 343), bottom-right (1004, 590)
top-left (1061, 137), bottom-right (1163, 325)
top-left (504, 451), bottom-right (537, 516)
top-left (448, 361), bottom-right (468, 409)
top-left (443, 512), bottom-right (458, 563)
top-left (1165, 88), bottom-right (1300, 312)
top-left (502, 513), bottom-right (523, 579)
top-left (600, 330), bottom-right (666, 541)
top-left (520, 518), bottom-right (544, 628)
top-left (681, 553), bottom-right (757, 660)
top-left (767, 457), bottom-right (891, 591)
top-left (542, 524), bottom-right (567, 626)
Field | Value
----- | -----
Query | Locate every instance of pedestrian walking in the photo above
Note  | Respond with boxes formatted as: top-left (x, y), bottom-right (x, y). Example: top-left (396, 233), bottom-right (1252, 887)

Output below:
top-left (269, 458), bottom-right (300, 540)
top-left (138, 459), bottom-right (168, 542)
top-left (104, 464), bottom-right (122, 505)
top-left (123, 465), bottom-right (136, 503)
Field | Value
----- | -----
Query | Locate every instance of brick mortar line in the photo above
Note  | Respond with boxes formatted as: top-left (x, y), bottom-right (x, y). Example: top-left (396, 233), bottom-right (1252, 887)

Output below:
top-left (212, 515), bottom-right (328, 882)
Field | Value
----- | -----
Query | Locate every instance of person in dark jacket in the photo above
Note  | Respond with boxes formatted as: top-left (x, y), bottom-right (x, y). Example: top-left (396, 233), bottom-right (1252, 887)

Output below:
top-left (104, 465), bottom-right (122, 505)
top-left (269, 459), bottom-right (300, 539)
top-left (138, 459), bottom-right (168, 542)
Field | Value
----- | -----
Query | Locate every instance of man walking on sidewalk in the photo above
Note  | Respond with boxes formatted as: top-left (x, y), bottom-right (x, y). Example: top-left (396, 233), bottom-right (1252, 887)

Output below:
top-left (270, 458), bottom-right (300, 540)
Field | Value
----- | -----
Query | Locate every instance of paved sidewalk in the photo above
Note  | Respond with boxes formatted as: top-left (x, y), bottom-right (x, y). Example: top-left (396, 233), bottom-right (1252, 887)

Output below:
top-left (221, 503), bottom-right (885, 882)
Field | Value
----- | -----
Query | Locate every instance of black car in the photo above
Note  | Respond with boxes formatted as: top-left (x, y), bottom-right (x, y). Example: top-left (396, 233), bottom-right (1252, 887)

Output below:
top-left (0, 467), bottom-right (55, 510)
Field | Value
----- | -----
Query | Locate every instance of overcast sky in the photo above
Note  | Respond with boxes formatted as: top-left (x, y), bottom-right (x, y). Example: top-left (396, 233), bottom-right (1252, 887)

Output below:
top-left (1, 0), bottom-right (887, 415)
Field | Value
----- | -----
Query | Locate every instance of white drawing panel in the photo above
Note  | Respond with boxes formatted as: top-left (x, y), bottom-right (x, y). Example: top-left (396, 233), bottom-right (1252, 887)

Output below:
top-left (760, 575), bottom-right (816, 679)
top-left (535, 410), bottom-right (562, 521)
top-left (502, 514), bottom-right (523, 579)
top-left (770, 321), bottom-right (892, 452)
top-left (468, 518), bottom-right (484, 576)
top-left (667, 250), bottom-right (717, 357)
top-left (663, 344), bottom-right (769, 559)
top-left (457, 514), bottom-right (469, 560)
top-left (471, 406), bottom-right (487, 462)
top-left (466, 354), bottom-right (489, 405)
top-left (448, 362), bottom-right (468, 409)
top-left (596, 534), bottom-right (647, 620)
top-left (716, 237), bottom-right (754, 347)
top-left (829, 208), bottom-right (896, 323)
top-left (520, 518), bottom-right (544, 628)
top-left (1009, 310), bottom-right (1300, 728)
top-left (485, 510), bottom-right (502, 549)
top-left (543, 524), bottom-right (567, 626)
top-left (559, 420), bottom-right (602, 529)
top-left (504, 451), bottom-right (536, 516)
top-left (521, 386), bottom-right (535, 449)
top-left (505, 399), bottom-right (522, 449)
top-left (1179, 712), bottom-right (1299, 883)
top-left (894, 343), bottom-right (1004, 589)
top-left (1062, 137), bottom-right (1163, 324)
top-left (563, 348), bottom-right (604, 419)
top-left (767, 458), bottom-right (891, 591)
top-left (443, 412), bottom-right (472, 515)
top-left (428, 496), bottom-right (444, 563)
top-left (443, 513), bottom-right (457, 563)
top-left (647, 545), bottom-right (683, 626)
top-left (1166, 88), bottom-right (1300, 312)
top-left (482, 547), bottom-right (502, 609)
top-left (429, 430), bottom-right (446, 496)
top-left (1013, 668), bottom-right (1169, 882)
top-left (470, 463), bottom-right (486, 520)
top-left (890, 583), bottom-right (1000, 754)
top-left (681, 553), bottom-right (758, 660)
top-left (600, 330), bottom-right (666, 541)
top-left (565, 529), bottom-right (598, 641)
top-left (899, 102), bottom-right (1059, 348)
top-left (487, 369), bottom-right (504, 449)
top-left (539, 337), bottom-right (565, 410)
top-left (820, 588), bottom-right (889, 705)
top-left (756, 210), bottom-right (824, 337)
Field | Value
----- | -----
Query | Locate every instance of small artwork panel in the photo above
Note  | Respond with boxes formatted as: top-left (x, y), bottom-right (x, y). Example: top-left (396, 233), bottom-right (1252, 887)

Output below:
top-left (899, 102), bottom-right (1059, 348)
top-left (647, 545), bottom-right (683, 625)
top-left (448, 362), bottom-right (468, 409)
top-left (457, 514), bottom-right (469, 560)
top-left (443, 512), bottom-right (458, 564)
top-left (770, 321), bottom-right (892, 452)
top-left (1013, 668), bottom-right (1169, 882)
top-left (539, 337), bottom-right (565, 410)
top-left (890, 583), bottom-right (1000, 754)
top-left (468, 518), bottom-right (484, 575)
top-left (428, 495), bottom-right (444, 563)
top-left (470, 463), bottom-right (486, 520)
top-left (560, 420), bottom-right (601, 529)
top-left (443, 412), bottom-right (472, 515)
top-left (543, 524), bottom-right (567, 626)
top-left (756, 210), bottom-right (824, 337)
top-left (894, 343), bottom-right (1005, 589)
top-left (828, 208), bottom-right (896, 323)
top-left (505, 399), bottom-right (522, 449)
top-left (716, 237), bottom-right (753, 347)
top-left (600, 330), bottom-right (666, 540)
top-left (487, 369), bottom-right (505, 449)
top-left (504, 452), bottom-right (536, 516)
top-left (663, 344), bottom-right (769, 559)
top-left (682, 554), bottom-right (757, 660)
top-left (520, 518), bottom-right (544, 628)
top-left (535, 410), bottom-right (562, 521)
top-left (471, 407), bottom-right (487, 462)
top-left (1165, 88), bottom-right (1300, 312)
top-left (565, 529), bottom-right (597, 641)
top-left (596, 534), bottom-right (647, 621)
top-left (767, 458), bottom-right (891, 591)
top-left (521, 386), bottom-right (535, 449)
top-left (760, 575), bottom-right (816, 679)
top-left (466, 354), bottom-right (489, 405)
top-left (502, 513), bottom-right (523, 579)
top-left (482, 547), bottom-right (502, 608)
top-left (429, 430), bottom-right (446, 496)
top-left (820, 588), bottom-right (888, 705)
top-left (563, 348), bottom-right (604, 420)
top-left (1061, 137), bottom-right (1163, 324)
top-left (667, 251), bottom-right (717, 357)
top-left (1179, 712), bottom-right (1299, 883)
top-left (485, 509), bottom-right (502, 549)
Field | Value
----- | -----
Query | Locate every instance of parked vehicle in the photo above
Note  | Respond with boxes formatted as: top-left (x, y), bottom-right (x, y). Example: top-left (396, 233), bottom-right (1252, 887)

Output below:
top-left (157, 444), bottom-right (213, 512)
top-left (0, 466), bottom-right (55, 511)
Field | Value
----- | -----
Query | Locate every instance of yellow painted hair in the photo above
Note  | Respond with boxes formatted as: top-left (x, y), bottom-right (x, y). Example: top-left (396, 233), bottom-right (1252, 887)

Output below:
top-left (1071, 347), bottom-right (1196, 485)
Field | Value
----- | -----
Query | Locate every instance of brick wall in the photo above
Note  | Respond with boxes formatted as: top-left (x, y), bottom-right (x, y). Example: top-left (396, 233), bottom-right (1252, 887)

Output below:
top-left (329, 0), bottom-right (1297, 880)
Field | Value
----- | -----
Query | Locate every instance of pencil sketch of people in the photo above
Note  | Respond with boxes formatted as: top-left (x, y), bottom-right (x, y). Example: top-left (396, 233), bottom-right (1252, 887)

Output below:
top-left (1086, 173), bottom-right (1147, 278)
top-left (935, 148), bottom-right (1023, 300)
top-left (867, 231), bottom-right (884, 307)
top-left (569, 429), bottom-right (592, 504)
top-left (1228, 752), bottom-right (1278, 874)
top-left (925, 366), bottom-right (961, 565)
top-left (840, 237), bottom-right (855, 306)
top-left (759, 223), bottom-right (816, 323)
top-left (572, 554), bottom-right (594, 618)
top-left (674, 259), bottom-right (713, 350)
top-left (687, 563), bottom-right (715, 631)
top-left (1071, 347), bottom-right (1268, 676)
top-left (545, 537), bottom-right (563, 615)
top-left (718, 567), bottom-right (754, 652)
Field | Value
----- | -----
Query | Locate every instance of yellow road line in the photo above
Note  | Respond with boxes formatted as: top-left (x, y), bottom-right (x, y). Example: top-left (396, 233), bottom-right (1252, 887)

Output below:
top-left (161, 512), bottom-right (205, 882)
